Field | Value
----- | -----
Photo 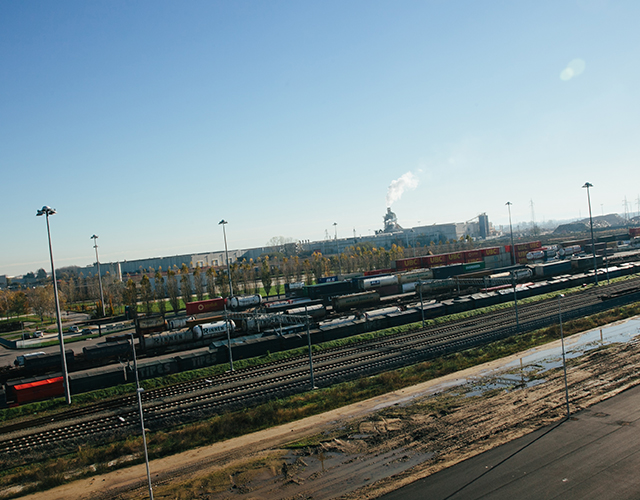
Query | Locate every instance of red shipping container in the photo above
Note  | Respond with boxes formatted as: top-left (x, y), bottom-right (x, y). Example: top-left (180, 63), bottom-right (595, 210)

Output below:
top-left (14, 377), bottom-right (64, 404)
top-left (481, 247), bottom-right (501, 257)
top-left (529, 241), bottom-right (542, 250)
top-left (424, 254), bottom-right (448, 268)
top-left (447, 252), bottom-right (464, 265)
top-left (395, 258), bottom-right (421, 271)
top-left (186, 297), bottom-right (226, 315)
top-left (365, 268), bottom-right (395, 276)
top-left (463, 250), bottom-right (482, 263)
top-left (630, 227), bottom-right (640, 238)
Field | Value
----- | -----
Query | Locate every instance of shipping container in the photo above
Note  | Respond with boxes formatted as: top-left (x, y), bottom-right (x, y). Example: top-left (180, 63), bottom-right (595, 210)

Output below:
top-left (432, 263), bottom-right (464, 280)
top-left (136, 315), bottom-right (167, 335)
top-left (423, 254), bottom-right (448, 268)
top-left (630, 227), bottom-right (640, 238)
top-left (531, 260), bottom-right (572, 277)
top-left (395, 257), bottom-right (422, 271)
top-left (446, 252), bottom-right (465, 265)
top-left (318, 275), bottom-right (339, 283)
top-left (185, 297), bottom-right (225, 315)
top-left (305, 280), bottom-right (355, 300)
top-left (463, 250), bottom-right (482, 263)
top-left (463, 261), bottom-right (486, 272)
top-left (364, 268), bottom-right (395, 276)
top-left (481, 247), bottom-right (502, 257)
top-left (10, 376), bottom-right (64, 405)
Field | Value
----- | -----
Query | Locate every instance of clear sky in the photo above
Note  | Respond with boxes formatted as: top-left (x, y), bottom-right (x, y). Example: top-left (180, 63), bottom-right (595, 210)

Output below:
top-left (1, 1), bottom-right (639, 277)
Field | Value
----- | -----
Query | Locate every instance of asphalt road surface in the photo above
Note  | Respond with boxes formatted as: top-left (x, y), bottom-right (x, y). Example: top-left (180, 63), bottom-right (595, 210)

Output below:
top-left (380, 384), bottom-right (640, 500)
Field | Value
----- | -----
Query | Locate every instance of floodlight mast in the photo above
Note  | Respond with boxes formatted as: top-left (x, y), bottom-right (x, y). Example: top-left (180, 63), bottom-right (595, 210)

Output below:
top-left (582, 182), bottom-right (598, 285)
top-left (36, 206), bottom-right (71, 405)
top-left (91, 235), bottom-right (106, 317)
top-left (219, 220), bottom-right (233, 297)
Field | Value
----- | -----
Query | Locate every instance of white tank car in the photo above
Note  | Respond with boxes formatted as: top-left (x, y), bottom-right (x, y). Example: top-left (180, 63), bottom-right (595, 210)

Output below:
top-left (229, 294), bottom-right (262, 310)
top-left (360, 275), bottom-right (399, 290)
top-left (192, 320), bottom-right (235, 340)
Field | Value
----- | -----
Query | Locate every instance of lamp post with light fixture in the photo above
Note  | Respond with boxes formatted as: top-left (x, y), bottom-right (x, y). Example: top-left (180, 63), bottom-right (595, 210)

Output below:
top-left (128, 333), bottom-right (154, 499)
top-left (219, 220), bottom-right (233, 297)
top-left (505, 202), bottom-right (515, 265)
top-left (91, 235), bottom-right (106, 317)
top-left (36, 206), bottom-right (71, 405)
top-left (557, 294), bottom-right (570, 417)
top-left (582, 182), bottom-right (598, 285)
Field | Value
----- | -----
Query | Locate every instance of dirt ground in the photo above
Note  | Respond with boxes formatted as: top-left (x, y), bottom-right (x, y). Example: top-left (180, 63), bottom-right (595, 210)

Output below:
top-left (18, 319), bottom-right (640, 500)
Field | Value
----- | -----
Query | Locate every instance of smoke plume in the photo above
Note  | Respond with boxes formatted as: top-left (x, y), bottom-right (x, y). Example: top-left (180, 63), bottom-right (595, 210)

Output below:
top-left (386, 171), bottom-right (419, 207)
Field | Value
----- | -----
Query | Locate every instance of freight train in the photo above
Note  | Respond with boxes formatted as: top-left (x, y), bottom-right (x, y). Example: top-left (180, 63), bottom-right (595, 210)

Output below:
top-left (5, 259), bottom-right (640, 407)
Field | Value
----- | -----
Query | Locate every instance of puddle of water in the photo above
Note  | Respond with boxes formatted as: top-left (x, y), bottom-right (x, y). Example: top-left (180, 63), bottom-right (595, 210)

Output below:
top-left (461, 317), bottom-right (640, 398)
top-left (381, 316), bottom-right (640, 403)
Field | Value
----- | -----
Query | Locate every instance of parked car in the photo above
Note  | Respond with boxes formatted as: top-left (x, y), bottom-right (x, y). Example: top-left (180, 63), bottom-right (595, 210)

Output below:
top-left (33, 331), bottom-right (44, 338)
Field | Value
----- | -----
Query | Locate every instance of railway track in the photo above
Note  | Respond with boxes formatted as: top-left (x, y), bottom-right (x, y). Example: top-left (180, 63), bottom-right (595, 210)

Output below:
top-left (1, 277), bottom-right (639, 464)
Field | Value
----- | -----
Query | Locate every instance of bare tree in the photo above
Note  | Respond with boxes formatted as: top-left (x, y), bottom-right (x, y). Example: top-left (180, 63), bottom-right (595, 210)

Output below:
top-left (155, 269), bottom-right (167, 317)
top-left (215, 269), bottom-right (229, 297)
top-left (180, 264), bottom-right (192, 304)
top-left (124, 279), bottom-right (138, 319)
top-left (27, 286), bottom-right (52, 323)
top-left (166, 268), bottom-right (180, 315)
top-left (261, 256), bottom-right (272, 298)
top-left (140, 274), bottom-right (154, 315)
top-left (205, 267), bottom-right (217, 298)
top-left (272, 260), bottom-right (283, 297)
top-left (193, 266), bottom-right (205, 301)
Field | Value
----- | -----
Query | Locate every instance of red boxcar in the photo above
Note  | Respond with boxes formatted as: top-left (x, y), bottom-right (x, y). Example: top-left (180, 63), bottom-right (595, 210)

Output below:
top-left (629, 227), bottom-right (640, 238)
top-left (13, 377), bottom-right (64, 405)
top-left (186, 297), bottom-right (226, 315)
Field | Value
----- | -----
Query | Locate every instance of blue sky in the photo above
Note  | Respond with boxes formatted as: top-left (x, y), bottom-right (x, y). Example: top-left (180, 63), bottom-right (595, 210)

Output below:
top-left (1, 1), bottom-right (639, 276)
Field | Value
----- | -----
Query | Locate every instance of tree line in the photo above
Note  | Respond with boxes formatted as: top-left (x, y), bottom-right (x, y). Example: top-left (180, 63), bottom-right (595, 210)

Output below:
top-left (1, 237), bottom-right (478, 323)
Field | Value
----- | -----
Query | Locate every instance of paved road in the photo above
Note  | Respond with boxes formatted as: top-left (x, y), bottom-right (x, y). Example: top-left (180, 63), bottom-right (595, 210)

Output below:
top-left (380, 384), bottom-right (640, 500)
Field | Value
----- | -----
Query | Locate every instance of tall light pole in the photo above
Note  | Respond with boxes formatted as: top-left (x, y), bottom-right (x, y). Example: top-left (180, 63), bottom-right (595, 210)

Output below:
top-left (128, 334), bottom-right (154, 499)
top-left (506, 202), bottom-right (515, 265)
top-left (219, 220), bottom-right (233, 298)
top-left (333, 222), bottom-right (342, 275)
top-left (36, 206), bottom-right (71, 404)
top-left (91, 235), bottom-right (106, 317)
top-left (582, 182), bottom-right (598, 285)
top-left (557, 294), bottom-right (570, 418)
